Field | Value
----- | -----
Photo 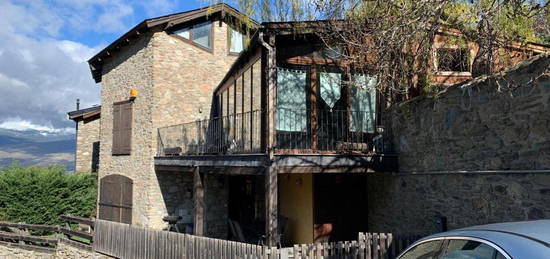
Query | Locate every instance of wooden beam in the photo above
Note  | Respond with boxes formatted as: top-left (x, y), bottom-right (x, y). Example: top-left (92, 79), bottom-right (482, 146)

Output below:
top-left (193, 166), bottom-right (204, 236)
top-left (60, 215), bottom-right (95, 228)
top-left (264, 165), bottom-right (278, 247)
top-left (267, 34), bottom-right (277, 151)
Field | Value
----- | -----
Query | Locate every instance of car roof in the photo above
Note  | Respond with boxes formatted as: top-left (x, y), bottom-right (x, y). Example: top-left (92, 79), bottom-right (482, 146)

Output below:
top-left (457, 220), bottom-right (550, 245)
top-left (415, 220), bottom-right (550, 259)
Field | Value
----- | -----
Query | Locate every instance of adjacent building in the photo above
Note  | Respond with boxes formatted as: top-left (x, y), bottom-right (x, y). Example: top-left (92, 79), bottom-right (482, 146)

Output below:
top-left (68, 105), bottom-right (101, 173)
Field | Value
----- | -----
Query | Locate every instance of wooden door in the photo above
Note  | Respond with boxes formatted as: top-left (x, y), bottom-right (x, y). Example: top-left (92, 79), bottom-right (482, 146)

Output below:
top-left (98, 174), bottom-right (133, 224)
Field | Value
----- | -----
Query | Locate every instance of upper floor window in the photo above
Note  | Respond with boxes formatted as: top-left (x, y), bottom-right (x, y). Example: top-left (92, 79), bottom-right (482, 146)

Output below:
top-left (173, 21), bottom-right (212, 49)
top-left (436, 48), bottom-right (470, 72)
top-left (229, 27), bottom-right (245, 53)
top-left (112, 101), bottom-right (132, 155)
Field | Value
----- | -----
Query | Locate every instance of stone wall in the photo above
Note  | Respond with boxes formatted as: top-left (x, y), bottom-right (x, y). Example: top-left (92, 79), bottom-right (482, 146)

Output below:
top-left (155, 170), bottom-right (194, 228)
top-left (204, 173), bottom-right (229, 238)
top-left (367, 54), bottom-right (550, 236)
top-left (75, 116), bottom-right (100, 173)
top-left (98, 19), bottom-right (239, 229)
top-left (98, 32), bottom-right (156, 227)
top-left (367, 172), bottom-right (550, 236)
top-left (386, 54), bottom-right (550, 172)
top-left (147, 21), bottom-right (237, 229)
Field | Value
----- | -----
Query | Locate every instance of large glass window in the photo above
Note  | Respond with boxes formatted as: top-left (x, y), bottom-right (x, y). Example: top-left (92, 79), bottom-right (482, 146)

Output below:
top-left (276, 68), bottom-right (308, 132)
top-left (350, 74), bottom-right (377, 133)
top-left (174, 28), bottom-right (190, 39)
top-left (172, 22), bottom-right (212, 49)
top-left (319, 71), bottom-right (342, 109)
top-left (229, 27), bottom-right (244, 53)
top-left (193, 22), bottom-right (211, 49)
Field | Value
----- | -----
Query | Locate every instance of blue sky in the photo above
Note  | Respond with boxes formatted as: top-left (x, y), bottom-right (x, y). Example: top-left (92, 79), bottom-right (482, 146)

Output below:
top-left (0, 0), bottom-right (213, 133)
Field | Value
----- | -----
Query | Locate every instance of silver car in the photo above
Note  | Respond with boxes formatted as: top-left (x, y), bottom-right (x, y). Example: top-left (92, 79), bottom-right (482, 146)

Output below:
top-left (397, 220), bottom-right (550, 259)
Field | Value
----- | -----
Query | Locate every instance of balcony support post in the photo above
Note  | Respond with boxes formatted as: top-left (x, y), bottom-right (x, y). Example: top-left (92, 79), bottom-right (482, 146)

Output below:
top-left (264, 164), bottom-right (278, 247)
top-left (193, 166), bottom-right (204, 236)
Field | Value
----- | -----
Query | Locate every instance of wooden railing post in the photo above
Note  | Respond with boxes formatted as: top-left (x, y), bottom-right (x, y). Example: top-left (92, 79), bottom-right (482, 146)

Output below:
top-left (193, 166), bottom-right (204, 236)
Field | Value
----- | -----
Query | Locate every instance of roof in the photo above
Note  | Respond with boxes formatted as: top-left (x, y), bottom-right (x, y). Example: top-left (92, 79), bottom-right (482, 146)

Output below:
top-left (88, 3), bottom-right (258, 83)
top-left (68, 106), bottom-right (101, 121)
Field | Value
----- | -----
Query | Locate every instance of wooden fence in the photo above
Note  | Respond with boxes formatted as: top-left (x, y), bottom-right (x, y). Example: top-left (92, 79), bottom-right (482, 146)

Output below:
top-left (94, 219), bottom-right (277, 258)
top-left (0, 215), bottom-right (95, 252)
top-left (94, 219), bottom-right (420, 259)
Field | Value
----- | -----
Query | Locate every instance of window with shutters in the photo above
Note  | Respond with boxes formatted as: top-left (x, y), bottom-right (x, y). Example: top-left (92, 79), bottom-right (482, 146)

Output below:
top-left (112, 101), bottom-right (133, 155)
top-left (98, 174), bottom-right (133, 224)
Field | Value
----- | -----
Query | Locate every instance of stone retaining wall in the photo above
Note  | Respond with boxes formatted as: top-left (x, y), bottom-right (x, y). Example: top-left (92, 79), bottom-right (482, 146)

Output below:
top-left (367, 172), bottom-right (550, 236)
top-left (386, 54), bottom-right (550, 172)
top-left (368, 54), bottom-right (550, 236)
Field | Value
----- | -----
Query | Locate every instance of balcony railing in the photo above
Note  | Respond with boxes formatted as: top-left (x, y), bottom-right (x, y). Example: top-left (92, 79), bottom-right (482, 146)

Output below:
top-left (157, 109), bottom-right (377, 157)
top-left (157, 110), bottom-right (263, 156)
top-left (275, 108), bottom-right (376, 153)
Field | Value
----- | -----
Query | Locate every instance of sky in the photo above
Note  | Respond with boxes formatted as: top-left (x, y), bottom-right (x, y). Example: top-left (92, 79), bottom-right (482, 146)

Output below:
top-left (0, 0), bottom-right (210, 134)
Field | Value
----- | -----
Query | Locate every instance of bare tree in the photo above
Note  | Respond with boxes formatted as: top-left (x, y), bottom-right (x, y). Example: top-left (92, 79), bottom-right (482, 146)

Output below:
top-left (212, 0), bottom-right (548, 98)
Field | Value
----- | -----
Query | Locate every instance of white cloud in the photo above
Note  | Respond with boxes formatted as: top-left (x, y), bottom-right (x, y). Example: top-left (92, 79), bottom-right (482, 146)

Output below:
top-left (0, 118), bottom-right (74, 134)
top-left (0, 30), bottom-right (100, 130)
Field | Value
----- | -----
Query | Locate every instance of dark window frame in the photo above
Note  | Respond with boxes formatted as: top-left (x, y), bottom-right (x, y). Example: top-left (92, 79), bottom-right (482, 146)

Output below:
top-left (228, 25), bottom-right (246, 55)
top-left (112, 100), bottom-right (133, 156)
top-left (170, 21), bottom-right (214, 53)
top-left (436, 48), bottom-right (471, 73)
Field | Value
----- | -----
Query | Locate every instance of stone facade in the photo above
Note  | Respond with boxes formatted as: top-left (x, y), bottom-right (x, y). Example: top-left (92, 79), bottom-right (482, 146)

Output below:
top-left (366, 54), bottom-right (550, 236)
top-left (204, 173), bottom-right (229, 238)
top-left (367, 172), bottom-right (550, 236)
top-left (386, 54), bottom-right (550, 172)
top-left (98, 19), bottom-right (238, 229)
top-left (75, 116), bottom-right (100, 172)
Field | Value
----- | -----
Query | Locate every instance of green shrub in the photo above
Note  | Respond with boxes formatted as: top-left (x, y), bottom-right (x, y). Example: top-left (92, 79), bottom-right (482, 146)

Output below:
top-left (0, 164), bottom-right (97, 226)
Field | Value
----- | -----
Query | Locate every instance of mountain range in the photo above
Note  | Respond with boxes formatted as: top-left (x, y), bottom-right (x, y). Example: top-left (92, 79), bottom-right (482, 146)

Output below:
top-left (0, 128), bottom-right (75, 171)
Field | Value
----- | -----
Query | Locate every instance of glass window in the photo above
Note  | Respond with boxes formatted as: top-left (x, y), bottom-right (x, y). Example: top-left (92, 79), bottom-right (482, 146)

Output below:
top-left (318, 46), bottom-right (345, 59)
top-left (173, 28), bottom-right (190, 39)
top-left (229, 28), bottom-right (244, 53)
top-left (319, 72), bottom-right (342, 109)
top-left (440, 239), bottom-right (500, 259)
top-left (350, 74), bottom-right (377, 133)
top-left (437, 48), bottom-right (470, 72)
top-left (276, 68), bottom-right (308, 132)
top-left (400, 240), bottom-right (444, 259)
top-left (193, 22), bottom-right (211, 49)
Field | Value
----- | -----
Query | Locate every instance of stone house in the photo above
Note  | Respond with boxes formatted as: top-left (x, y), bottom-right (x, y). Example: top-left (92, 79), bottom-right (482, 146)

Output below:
top-left (68, 105), bottom-right (101, 173)
top-left (86, 3), bottom-right (550, 247)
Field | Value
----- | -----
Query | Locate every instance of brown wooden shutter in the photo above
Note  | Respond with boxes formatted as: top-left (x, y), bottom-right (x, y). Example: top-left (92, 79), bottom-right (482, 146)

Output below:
top-left (112, 101), bottom-right (132, 155)
top-left (98, 174), bottom-right (133, 224)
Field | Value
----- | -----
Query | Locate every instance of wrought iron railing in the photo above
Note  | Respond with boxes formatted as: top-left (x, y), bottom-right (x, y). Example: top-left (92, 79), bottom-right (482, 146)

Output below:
top-left (275, 108), bottom-right (376, 152)
top-left (157, 108), bottom-right (377, 157)
top-left (157, 110), bottom-right (263, 156)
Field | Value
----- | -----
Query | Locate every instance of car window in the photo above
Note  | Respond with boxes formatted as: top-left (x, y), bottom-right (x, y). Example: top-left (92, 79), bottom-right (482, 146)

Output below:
top-left (400, 240), bottom-right (444, 259)
top-left (440, 239), bottom-right (502, 259)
